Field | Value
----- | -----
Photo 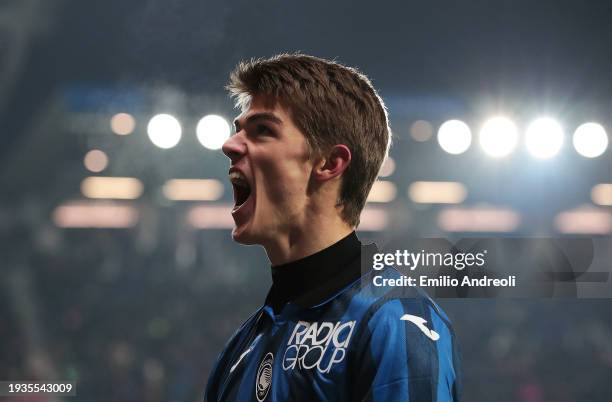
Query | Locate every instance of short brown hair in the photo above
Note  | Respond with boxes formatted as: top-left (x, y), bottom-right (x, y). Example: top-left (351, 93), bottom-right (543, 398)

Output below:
top-left (227, 53), bottom-right (390, 227)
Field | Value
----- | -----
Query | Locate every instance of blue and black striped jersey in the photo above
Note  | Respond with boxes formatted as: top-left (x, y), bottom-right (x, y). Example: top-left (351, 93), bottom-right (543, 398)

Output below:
top-left (205, 259), bottom-right (462, 402)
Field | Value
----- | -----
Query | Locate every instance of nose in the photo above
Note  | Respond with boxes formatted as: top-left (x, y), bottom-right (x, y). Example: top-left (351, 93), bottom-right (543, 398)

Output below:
top-left (222, 132), bottom-right (246, 163)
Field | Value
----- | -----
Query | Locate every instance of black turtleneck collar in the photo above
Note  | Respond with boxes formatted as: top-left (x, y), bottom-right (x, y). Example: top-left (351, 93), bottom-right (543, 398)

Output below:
top-left (265, 231), bottom-right (363, 313)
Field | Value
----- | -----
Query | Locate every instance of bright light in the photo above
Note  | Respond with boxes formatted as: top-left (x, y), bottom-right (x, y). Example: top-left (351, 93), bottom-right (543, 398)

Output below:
top-left (81, 177), bottom-right (144, 200)
top-left (110, 113), bottom-right (136, 136)
top-left (196, 115), bottom-right (230, 150)
top-left (83, 150), bottom-right (108, 173)
top-left (437, 120), bottom-right (471, 155)
top-left (438, 206), bottom-right (520, 232)
top-left (591, 183), bottom-right (612, 206)
top-left (525, 117), bottom-right (564, 159)
top-left (188, 204), bottom-right (235, 229)
top-left (147, 114), bottom-right (182, 149)
top-left (53, 201), bottom-right (139, 228)
top-left (555, 205), bottom-right (612, 234)
top-left (410, 120), bottom-right (433, 142)
top-left (378, 157), bottom-right (395, 177)
top-left (573, 122), bottom-right (608, 158)
top-left (163, 179), bottom-right (224, 201)
top-left (366, 181), bottom-right (397, 203)
top-left (358, 207), bottom-right (389, 231)
top-left (408, 181), bottom-right (467, 204)
top-left (479, 117), bottom-right (519, 157)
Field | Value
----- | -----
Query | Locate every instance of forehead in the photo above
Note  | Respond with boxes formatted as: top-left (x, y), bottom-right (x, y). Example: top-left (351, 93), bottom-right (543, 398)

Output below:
top-left (234, 95), bottom-right (292, 127)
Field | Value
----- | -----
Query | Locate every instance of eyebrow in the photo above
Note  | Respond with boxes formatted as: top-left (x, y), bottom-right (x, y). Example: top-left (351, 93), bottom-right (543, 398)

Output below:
top-left (234, 112), bottom-right (283, 132)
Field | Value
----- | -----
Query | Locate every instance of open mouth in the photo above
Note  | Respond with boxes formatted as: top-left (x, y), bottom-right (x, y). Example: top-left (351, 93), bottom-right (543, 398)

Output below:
top-left (229, 171), bottom-right (252, 210)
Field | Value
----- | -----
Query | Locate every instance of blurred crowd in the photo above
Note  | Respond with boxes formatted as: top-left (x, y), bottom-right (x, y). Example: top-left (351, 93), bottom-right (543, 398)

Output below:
top-left (1, 228), bottom-right (612, 402)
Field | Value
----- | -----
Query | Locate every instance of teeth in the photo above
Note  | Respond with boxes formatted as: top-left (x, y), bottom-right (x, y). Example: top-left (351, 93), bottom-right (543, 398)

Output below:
top-left (229, 171), bottom-right (248, 186)
top-left (229, 171), bottom-right (243, 180)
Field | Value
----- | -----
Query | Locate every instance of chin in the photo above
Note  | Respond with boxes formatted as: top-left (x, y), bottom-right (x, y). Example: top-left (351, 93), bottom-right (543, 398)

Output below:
top-left (231, 223), bottom-right (259, 245)
top-left (232, 218), bottom-right (276, 247)
top-left (231, 232), bottom-right (257, 245)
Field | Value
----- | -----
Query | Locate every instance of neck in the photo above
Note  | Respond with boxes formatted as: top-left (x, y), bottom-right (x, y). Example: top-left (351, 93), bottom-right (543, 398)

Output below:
top-left (263, 213), bottom-right (354, 266)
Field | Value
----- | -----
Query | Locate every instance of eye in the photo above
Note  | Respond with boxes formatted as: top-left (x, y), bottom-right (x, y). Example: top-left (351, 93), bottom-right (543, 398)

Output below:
top-left (255, 124), bottom-right (271, 135)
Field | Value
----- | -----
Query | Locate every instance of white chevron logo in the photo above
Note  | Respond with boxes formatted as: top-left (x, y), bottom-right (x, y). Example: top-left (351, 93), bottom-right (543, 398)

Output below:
top-left (400, 314), bottom-right (440, 341)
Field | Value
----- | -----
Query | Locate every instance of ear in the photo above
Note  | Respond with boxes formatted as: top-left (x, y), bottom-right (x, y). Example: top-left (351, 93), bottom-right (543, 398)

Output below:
top-left (312, 144), bottom-right (352, 182)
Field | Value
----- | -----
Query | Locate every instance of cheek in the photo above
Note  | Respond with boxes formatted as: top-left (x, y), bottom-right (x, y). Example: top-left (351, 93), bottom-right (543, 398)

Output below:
top-left (253, 138), bottom-right (312, 202)
top-left (283, 144), bottom-right (312, 184)
top-left (259, 160), bottom-right (311, 203)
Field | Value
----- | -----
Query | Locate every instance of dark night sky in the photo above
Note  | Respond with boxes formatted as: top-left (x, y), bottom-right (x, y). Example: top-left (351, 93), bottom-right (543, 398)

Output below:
top-left (2, 0), bottom-right (612, 157)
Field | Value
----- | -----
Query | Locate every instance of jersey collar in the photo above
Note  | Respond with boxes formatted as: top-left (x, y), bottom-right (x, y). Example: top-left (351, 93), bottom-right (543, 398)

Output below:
top-left (265, 231), bottom-right (362, 313)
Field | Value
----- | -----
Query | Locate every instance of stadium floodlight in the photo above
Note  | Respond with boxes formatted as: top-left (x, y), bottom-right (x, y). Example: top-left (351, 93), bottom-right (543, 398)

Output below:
top-left (366, 181), bottom-right (397, 203)
top-left (358, 207), bottom-right (389, 231)
top-left (555, 206), bottom-right (612, 235)
top-left (83, 149), bottom-right (108, 173)
top-left (573, 122), bottom-right (608, 158)
top-left (591, 183), bottom-right (612, 206)
top-left (187, 204), bottom-right (236, 229)
top-left (525, 117), bottom-right (564, 159)
top-left (147, 114), bottom-right (182, 149)
top-left (196, 115), bottom-right (231, 150)
top-left (437, 119), bottom-right (472, 155)
top-left (438, 206), bottom-right (521, 232)
top-left (378, 156), bottom-right (395, 177)
top-left (408, 181), bottom-right (467, 204)
top-left (110, 112), bottom-right (136, 135)
top-left (81, 177), bottom-right (144, 200)
top-left (163, 179), bottom-right (224, 201)
top-left (410, 120), bottom-right (434, 142)
top-left (53, 201), bottom-right (139, 228)
top-left (479, 117), bottom-right (519, 158)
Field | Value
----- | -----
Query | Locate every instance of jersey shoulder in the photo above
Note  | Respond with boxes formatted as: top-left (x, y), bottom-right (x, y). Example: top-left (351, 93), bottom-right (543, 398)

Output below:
top-left (204, 308), bottom-right (262, 400)
top-left (218, 307), bottom-right (262, 355)
top-left (340, 266), bottom-right (452, 327)
top-left (343, 268), bottom-right (462, 401)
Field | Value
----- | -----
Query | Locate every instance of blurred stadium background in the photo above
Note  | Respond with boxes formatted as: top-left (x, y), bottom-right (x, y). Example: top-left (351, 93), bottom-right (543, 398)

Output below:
top-left (1, 1), bottom-right (612, 401)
